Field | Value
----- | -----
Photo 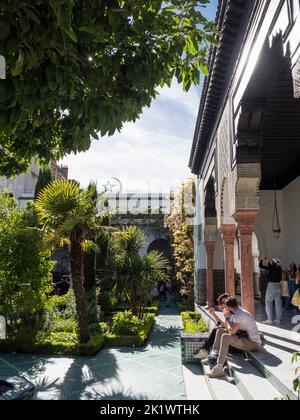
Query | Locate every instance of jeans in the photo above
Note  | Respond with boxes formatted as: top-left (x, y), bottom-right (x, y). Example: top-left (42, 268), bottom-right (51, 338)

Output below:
top-left (212, 328), bottom-right (262, 366)
top-left (265, 282), bottom-right (282, 321)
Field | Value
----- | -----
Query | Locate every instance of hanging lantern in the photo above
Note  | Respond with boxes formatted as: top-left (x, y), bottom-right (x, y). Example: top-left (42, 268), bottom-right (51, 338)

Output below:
top-left (272, 173), bottom-right (281, 239)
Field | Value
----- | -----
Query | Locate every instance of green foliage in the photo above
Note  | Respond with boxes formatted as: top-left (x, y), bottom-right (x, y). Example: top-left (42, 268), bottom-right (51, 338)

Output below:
top-left (0, 332), bottom-right (105, 356)
top-left (292, 353), bottom-right (300, 400)
top-left (34, 167), bottom-right (53, 199)
top-left (0, 1), bottom-right (215, 176)
top-left (177, 302), bottom-right (194, 314)
top-left (105, 226), bottom-right (169, 317)
top-left (35, 179), bottom-right (110, 343)
top-left (104, 313), bottom-right (155, 348)
top-left (111, 311), bottom-right (144, 335)
top-left (165, 179), bottom-right (195, 303)
top-left (181, 311), bottom-right (208, 333)
top-left (0, 191), bottom-right (54, 339)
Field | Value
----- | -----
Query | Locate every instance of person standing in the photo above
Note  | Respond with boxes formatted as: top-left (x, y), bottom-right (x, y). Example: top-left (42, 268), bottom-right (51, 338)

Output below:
top-left (288, 263), bottom-right (298, 312)
top-left (259, 257), bottom-right (283, 325)
top-left (165, 280), bottom-right (172, 307)
top-left (281, 269), bottom-right (290, 311)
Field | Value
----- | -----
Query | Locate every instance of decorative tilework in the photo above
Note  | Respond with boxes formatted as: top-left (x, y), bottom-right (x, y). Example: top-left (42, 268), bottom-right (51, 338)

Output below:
top-left (181, 332), bottom-right (209, 364)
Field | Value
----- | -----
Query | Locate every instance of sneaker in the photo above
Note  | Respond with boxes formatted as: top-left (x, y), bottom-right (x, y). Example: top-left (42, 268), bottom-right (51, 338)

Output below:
top-left (274, 319), bottom-right (282, 325)
top-left (207, 364), bottom-right (226, 378)
top-left (262, 320), bottom-right (273, 325)
top-left (201, 358), bottom-right (209, 366)
top-left (193, 349), bottom-right (209, 360)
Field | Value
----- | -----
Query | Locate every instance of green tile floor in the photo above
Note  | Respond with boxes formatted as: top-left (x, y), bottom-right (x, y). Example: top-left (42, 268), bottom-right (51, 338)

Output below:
top-left (0, 303), bottom-right (186, 400)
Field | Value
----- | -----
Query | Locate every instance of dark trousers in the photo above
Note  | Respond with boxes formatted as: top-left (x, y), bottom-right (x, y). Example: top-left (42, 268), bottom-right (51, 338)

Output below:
top-left (203, 327), bottom-right (219, 351)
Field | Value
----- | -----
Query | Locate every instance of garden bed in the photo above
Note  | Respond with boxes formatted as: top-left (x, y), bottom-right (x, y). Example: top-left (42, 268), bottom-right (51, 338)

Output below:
top-left (180, 311), bottom-right (209, 364)
top-left (181, 311), bottom-right (209, 334)
top-left (103, 313), bottom-right (155, 348)
top-left (177, 302), bottom-right (195, 314)
top-left (0, 332), bottom-right (105, 357)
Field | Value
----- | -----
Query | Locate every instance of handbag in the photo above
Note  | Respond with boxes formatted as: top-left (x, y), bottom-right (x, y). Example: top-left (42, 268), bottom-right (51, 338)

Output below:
top-left (291, 290), bottom-right (300, 309)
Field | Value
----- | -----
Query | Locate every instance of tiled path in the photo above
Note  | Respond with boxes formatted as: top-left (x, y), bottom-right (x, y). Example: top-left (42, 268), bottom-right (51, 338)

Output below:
top-left (0, 303), bottom-right (186, 400)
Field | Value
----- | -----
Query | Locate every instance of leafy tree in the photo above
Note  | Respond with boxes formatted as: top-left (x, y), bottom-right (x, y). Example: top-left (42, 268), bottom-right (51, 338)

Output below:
top-left (0, 0), bottom-right (215, 176)
top-left (0, 191), bottom-right (54, 338)
top-left (106, 226), bottom-right (169, 317)
top-left (165, 178), bottom-right (195, 304)
top-left (35, 179), bottom-right (109, 343)
top-left (34, 167), bottom-right (53, 199)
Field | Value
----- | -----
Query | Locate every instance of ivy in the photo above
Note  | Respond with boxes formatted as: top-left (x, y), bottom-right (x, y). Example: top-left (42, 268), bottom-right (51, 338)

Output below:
top-left (165, 178), bottom-right (195, 304)
top-left (0, 0), bottom-right (216, 176)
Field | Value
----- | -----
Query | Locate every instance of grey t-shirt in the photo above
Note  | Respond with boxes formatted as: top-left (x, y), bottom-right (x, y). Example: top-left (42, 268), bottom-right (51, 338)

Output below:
top-left (231, 307), bottom-right (261, 344)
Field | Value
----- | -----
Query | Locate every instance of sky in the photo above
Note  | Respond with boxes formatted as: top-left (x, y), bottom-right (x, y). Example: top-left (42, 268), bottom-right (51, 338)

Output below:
top-left (61, 1), bottom-right (218, 194)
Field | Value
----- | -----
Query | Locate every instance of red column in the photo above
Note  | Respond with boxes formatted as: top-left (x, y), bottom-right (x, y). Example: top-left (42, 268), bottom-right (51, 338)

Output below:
top-left (220, 224), bottom-right (237, 298)
top-left (204, 241), bottom-right (216, 307)
top-left (233, 210), bottom-right (258, 316)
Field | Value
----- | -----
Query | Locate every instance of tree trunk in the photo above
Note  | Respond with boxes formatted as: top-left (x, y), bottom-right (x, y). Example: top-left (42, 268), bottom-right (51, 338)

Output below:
top-left (70, 235), bottom-right (90, 343)
top-left (83, 246), bottom-right (98, 323)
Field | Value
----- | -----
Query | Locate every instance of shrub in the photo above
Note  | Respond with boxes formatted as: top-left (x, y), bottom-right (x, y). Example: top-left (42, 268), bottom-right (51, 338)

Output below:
top-left (104, 313), bottom-right (155, 348)
top-left (177, 302), bottom-right (194, 314)
top-left (0, 332), bottom-right (105, 356)
top-left (112, 311), bottom-right (144, 335)
top-left (181, 311), bottom-right (208, 334)
top-left (0, 192), bottom-right (54, 340)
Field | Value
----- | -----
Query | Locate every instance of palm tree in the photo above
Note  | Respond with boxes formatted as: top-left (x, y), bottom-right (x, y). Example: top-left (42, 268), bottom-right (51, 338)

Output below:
top-left (108, 226), bottom-right (170, 317)
top-left (35, 179), bottom-right (108, 343)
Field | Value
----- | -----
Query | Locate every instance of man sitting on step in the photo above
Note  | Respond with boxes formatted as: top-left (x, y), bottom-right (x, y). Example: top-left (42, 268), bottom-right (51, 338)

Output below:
top-left (205, 297), bottom-right (263, 379)
top-left (193, 293), bottom-right (231, 361)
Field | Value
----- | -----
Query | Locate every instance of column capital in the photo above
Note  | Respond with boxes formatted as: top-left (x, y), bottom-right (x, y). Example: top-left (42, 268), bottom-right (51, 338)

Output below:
top-left (220, 224), bottom-right (237, 245)
top-left (233, 210), bottom-right (258, 235)
top-left (204, 240), bottom-right (216, 255)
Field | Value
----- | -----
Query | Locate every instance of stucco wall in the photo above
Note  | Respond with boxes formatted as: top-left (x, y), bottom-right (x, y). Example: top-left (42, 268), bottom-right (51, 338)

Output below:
top-left (255, 176), bottom-right (300, 268)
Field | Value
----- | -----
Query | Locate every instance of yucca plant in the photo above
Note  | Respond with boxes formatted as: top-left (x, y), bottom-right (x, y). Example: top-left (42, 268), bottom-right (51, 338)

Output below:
top-left (108, 226), bottom-right (170, 318)
top-left (35, 179), bottom-right (109, 343)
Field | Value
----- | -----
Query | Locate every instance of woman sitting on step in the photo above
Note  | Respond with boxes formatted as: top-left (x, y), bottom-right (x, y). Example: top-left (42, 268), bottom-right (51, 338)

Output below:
top-left (193, 293), bottom-right (231, 361)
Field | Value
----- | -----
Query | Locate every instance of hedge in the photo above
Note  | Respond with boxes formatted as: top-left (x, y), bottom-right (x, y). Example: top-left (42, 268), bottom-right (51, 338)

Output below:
top-left (104, 313), bottom-right (155, 348)
top-left (181, 311), bottom-right (208, 334)
top-left (177, 302), bottom-right (194, 314)
top-left (0, 333), bottom-right (105, 357)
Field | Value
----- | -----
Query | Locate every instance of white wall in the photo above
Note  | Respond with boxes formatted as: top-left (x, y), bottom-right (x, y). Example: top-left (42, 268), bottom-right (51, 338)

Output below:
top-left (281, 176), bottom-right (300, 267)
top-left (254, 176), bottom-right (300, 269)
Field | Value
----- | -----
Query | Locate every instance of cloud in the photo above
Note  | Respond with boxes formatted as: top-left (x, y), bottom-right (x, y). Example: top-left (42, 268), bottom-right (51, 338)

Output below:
top-left (61, 81), bottom-right (201, 193)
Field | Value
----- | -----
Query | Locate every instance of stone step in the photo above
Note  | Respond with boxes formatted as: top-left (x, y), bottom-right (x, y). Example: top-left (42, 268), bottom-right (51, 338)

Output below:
top-left (226, 355), bottom-right (281, 400)
top-left (248, 349), bottom-right (298, 400)
top-left (182, 365), bottom-right (213, 400)
top-left (201, 363), bottom-right (244, 400)
top-left (251, 328), bottom-right (299, 400)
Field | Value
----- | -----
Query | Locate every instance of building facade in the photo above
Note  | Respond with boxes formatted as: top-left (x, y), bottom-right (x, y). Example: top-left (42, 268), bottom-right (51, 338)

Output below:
top-left (190, 0), bottom-right (300, 315)
top-left (0, 159), bottom-right (68, 206)
top-left (105, 193), bottom-right (173, 255)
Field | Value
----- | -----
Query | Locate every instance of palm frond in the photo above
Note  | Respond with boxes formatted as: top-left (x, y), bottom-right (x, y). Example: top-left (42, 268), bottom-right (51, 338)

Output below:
top-left (35, 180), bottom-right (84, 228)
top-left (81, 240), bottom-right (99, 254)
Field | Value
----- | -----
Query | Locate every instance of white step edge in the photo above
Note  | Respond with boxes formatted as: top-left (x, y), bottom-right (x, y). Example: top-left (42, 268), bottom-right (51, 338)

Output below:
top-left (226, 355), bottom-right (281, 400)
top-left (182, 364), bottom-right (213, 401)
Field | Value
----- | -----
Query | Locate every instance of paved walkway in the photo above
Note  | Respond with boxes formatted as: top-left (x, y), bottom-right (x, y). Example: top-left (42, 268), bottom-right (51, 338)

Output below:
top-left (0, 303), bottom-right (186, 400)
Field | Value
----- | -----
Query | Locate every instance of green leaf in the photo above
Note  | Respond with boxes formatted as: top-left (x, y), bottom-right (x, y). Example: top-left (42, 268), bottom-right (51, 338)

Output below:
top-left (63, 26), bottom-right (78, 43)
top-left (200, 63), bottom-right (209, 77)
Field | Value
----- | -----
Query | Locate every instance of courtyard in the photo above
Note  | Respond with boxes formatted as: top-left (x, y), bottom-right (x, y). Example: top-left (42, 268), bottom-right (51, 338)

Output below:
top-left (1, 0), bottom-right (300, 404)
top-left (0, 304), bottom-right (185, 401)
